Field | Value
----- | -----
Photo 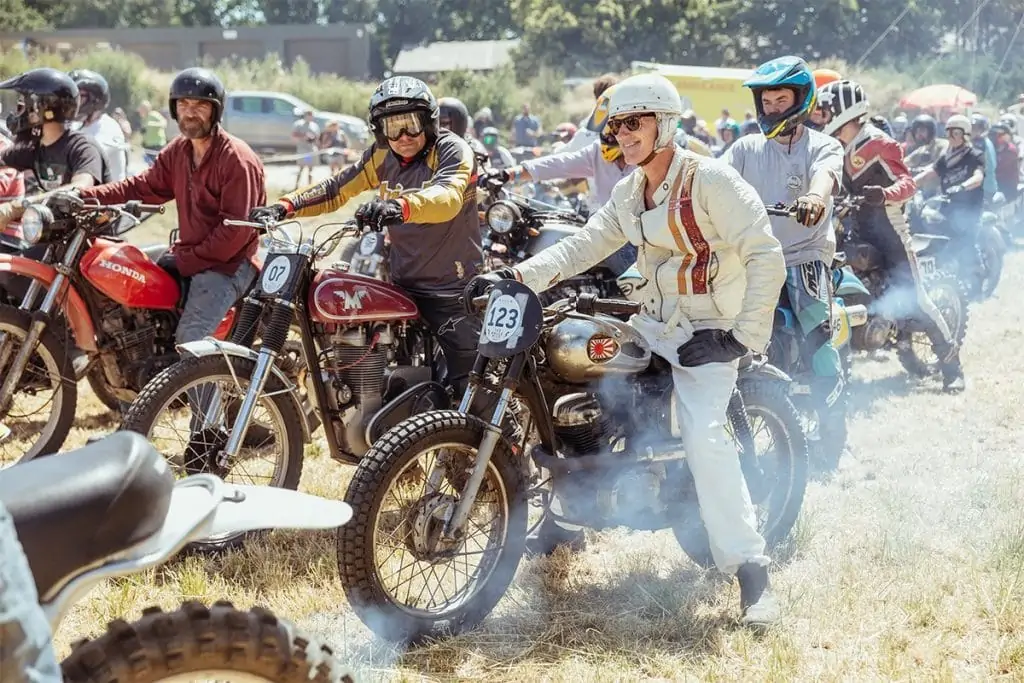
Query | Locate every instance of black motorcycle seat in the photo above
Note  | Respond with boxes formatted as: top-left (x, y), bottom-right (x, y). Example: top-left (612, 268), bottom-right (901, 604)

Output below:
top-left (142, 243), bottom-right (168, 263)
top-left (0, 431), bottom-right (174, 599)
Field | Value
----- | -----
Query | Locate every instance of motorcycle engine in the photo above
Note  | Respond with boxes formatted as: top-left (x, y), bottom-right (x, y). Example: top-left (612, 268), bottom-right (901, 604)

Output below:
top-left (99, 304), bottom-right (176, 390)
top-left (848, 242), bottom-right (886, 273)
top-left (323, 325), bottom-right (391, 455)
top-left (552, 393), bottom-right (613, 455)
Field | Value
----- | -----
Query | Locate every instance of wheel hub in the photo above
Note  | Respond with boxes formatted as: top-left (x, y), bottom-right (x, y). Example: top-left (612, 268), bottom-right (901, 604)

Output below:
top-left (409, 493), bottom-right (461, 559)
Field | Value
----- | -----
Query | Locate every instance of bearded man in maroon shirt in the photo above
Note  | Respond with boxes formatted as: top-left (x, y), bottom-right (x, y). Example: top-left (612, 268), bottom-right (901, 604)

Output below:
top-left (80, 67), bottom-right (265, 344)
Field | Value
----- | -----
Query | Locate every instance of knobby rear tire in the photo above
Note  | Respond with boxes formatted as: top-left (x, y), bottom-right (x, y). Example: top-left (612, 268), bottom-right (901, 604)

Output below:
top-left (61, 600), bottom-right (356, 683)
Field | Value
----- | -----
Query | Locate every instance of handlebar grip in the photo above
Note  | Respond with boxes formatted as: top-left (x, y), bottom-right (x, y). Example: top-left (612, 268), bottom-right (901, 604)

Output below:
top-left (765, 207), bottom-right (796, 217)
top-left (137, 204), bottom-right (165, 214)
top-left (592, 298), bottom-right (642, 316)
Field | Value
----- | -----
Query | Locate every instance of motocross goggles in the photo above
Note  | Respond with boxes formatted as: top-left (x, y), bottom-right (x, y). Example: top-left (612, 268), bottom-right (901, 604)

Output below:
top-left (482, 133), bottom-right (498, 146)
top-left (380, 111), bottom-right (424, 141)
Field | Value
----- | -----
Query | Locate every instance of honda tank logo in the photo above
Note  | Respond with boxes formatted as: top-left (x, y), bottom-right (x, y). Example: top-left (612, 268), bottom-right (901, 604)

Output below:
top-left (98, 259), bottom-right (145, 284)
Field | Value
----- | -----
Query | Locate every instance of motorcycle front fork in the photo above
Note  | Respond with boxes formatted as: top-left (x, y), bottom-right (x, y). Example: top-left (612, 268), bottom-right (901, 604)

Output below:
top-left (0, 240), bottom-right (79, 416)
top-left (437, 352), bottom-right (525, 543)
top-left (198, 301), bottom-right (291, 469)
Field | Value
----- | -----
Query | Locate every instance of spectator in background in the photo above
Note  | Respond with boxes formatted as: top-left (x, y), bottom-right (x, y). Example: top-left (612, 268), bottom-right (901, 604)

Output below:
top-left (111, 107), bottom-right (132, 140)
top-left (318, 120), bottom-right (346, 176)
top-left (715, 108), bottom-right (731, 135)
top-left (138, 99), bottom-right (168, 166)
top-left (473, 106), bottom-right (493, 139)
top-left (513, 102), bottom-right (542, 147)
top-left (291, 108), bottom-right (319, 189)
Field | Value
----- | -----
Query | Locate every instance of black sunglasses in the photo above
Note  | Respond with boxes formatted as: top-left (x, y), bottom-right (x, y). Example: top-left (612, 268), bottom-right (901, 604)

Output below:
top-left (607, 113), bottom-right (655, 135)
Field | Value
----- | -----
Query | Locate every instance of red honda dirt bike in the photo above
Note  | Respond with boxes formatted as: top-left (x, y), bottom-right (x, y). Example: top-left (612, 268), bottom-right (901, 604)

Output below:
top-left (121, 214), bottom-right (467, 503)
top-left (0, 192), bottom-right (243, 465)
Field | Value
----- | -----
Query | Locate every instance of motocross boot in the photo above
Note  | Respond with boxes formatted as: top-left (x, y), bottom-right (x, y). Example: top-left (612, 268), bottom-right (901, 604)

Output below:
top-left (736, 561), bottom-right (780, 628)
top-left (931, 334), bottom-right (966, 394)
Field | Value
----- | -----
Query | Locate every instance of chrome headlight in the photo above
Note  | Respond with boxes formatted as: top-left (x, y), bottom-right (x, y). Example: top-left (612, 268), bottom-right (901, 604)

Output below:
top-left (485, 201), bottom-right (521, 234)
top-left (20, 206), bottom-right (44, 244)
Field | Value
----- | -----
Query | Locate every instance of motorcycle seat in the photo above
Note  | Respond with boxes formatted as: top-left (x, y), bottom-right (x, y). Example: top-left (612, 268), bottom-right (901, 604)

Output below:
top-left (142, 243), bottom-right (168, 263)
top-left (0, 431), bottom-right (174, 599)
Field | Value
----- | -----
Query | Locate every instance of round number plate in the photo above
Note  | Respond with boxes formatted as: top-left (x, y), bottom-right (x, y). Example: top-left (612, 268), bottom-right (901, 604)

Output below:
top-left (359, 233), bottom-right (380, 256)
top-left (261, 255), bottom-right (291, 294)
top-left (483, 294), bottom-right (523, 343)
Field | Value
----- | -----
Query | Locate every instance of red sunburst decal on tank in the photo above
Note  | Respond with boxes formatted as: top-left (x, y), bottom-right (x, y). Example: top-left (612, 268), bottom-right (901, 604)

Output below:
top-left (587, 336), bottom-right (619, 362)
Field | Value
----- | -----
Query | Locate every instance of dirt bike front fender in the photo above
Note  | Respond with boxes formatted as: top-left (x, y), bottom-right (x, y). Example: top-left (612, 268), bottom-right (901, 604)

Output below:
top-left (177, 338), bottom-right (313, 444)
top-left (0, 254), bottom-right (98, 352)
top-left (364, 380), bottom-right (451, 446)
top-left (738, 355), bottom-right (793, 385)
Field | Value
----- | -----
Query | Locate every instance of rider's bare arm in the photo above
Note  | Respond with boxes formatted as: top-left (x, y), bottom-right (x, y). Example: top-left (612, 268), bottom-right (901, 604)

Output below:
top-left (913, 167), bottom-right (938, 186)
top-left (514, 195), bottom-right (627, 291)
top-left (808, 136), bottom-right (843, 199)
top-left (698, 163), bottom-right (786, 353)
top-left (280, 146), bottom-right (382, 217)
top-left (960, 167), bottom-right (985, 191)
top-left (401, 134), bottom-right (477, 224)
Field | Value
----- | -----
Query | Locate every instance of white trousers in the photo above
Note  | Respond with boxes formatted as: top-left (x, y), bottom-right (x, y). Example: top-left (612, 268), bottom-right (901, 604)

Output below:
top-left (632, 313), bottom-right (769, 575)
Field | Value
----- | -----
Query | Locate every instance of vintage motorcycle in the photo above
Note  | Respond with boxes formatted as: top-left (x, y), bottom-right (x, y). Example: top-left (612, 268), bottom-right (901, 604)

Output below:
top-left (479, 178), bottom-right (624, 301)
top-left (121, 215), bottom-right (462, 495)
top-left (907, 191), bottom-right (1006, 300)
top-left (836, 196), bottom-right (969, 378)
top-left (338, 280), bottom-right (808, 643)
top-left (0, 192), bottom-right (242, 464)
top-left (764, 203), bottom-right (869, 466)
top-left (0, 430), bottom-right (355, 682)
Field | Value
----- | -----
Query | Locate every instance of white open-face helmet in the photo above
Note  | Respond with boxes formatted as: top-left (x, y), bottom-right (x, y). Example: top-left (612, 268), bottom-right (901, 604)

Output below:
top-left (945, 114), bottom-right (971, 135)
top-left (607, 73), bottom-right (682, 150)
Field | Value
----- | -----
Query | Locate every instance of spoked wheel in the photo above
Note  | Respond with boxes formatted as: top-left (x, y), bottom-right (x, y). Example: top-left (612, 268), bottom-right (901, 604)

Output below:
top-left (61, 601), bottom-right (355, 683)
top-left (977, 232), bottom-right (1005, 299)
top-left (338, 410), bottom-right (527, 644)
top-left (673, 378), bottom-right (809, 568)
top-left (0, 306), bottom-right (76, 466)
top-left (897, 271), bottom-right (969, 378)
top-left (120, 355), bottom-right (304, 549)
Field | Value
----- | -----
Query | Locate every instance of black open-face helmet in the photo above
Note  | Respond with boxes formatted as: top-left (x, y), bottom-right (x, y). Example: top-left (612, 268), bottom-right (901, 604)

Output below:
top-left (438, 96), bottom-right (469, 138)
top-left (0, 67), bottom-right (79, 136)
top-left (368, 76), bottom-right (439, 148)
top-left (910, 114), bottom-right (937, 142)
top-left (68, 69), bottom-right (110, 122)
top-left (169, 67), bottom-right (225, 124)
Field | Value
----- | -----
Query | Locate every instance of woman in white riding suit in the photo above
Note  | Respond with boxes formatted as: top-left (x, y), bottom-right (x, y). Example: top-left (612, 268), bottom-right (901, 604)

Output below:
top-left (466, 73), bottom-right (787, 627)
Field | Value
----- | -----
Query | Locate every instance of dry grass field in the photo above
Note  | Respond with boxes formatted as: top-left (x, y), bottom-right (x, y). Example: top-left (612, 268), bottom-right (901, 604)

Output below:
top-left (35, 206), bottom-right (1024, 680)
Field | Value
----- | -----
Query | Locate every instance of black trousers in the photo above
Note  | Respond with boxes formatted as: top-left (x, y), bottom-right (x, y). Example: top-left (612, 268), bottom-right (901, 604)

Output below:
top-left (412, 293), bottom-right (481, 397)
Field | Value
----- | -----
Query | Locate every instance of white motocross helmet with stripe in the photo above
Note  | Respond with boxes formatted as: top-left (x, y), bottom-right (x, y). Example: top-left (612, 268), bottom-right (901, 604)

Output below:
top-left (819, 79), bottom-right (869, 137)
top-left (608, 73), bottom-right (682, 158)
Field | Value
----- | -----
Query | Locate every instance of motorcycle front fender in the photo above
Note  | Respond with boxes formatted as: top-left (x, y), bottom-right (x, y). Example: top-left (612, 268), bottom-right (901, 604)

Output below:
top-left (176, 338), bottom-right (313, 443)
top-left (835, 266), bottom-right (871, 297)
top-left (0, 254), bottom-right (98, 351)
top-left (738, 356), bottom-right (793, 384)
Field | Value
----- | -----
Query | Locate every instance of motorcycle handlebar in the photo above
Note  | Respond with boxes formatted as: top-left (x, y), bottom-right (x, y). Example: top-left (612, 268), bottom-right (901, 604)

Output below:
top-left (576, 292), bottom-right (642, 317)
top-left (122, 201), bottom-right (165, 217)
top-left (764, 203), bottom-right (798, 218)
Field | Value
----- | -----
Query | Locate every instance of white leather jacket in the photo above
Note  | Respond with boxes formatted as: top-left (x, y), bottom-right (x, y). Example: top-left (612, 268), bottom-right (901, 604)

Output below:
top-left (514, 147), bottom-right (786, 353)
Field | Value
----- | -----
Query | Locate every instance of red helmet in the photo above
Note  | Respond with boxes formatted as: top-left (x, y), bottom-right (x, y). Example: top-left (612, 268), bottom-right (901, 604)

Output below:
top-left (813, 68), bottom-right (842, 90)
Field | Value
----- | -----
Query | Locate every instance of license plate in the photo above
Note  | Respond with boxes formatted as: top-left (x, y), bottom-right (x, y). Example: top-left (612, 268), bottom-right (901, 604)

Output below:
top-left (918, 256), bottom-right (936, 277)
top-left (254, 253), bottom-right (303, 299)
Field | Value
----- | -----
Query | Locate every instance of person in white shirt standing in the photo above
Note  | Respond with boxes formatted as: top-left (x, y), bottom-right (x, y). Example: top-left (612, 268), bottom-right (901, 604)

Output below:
top-left (68, 69), bottom-right (128, 181)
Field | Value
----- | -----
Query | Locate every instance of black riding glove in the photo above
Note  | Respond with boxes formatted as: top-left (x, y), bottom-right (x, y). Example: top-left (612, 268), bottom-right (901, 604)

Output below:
top-left (248, 203), bottom-right (287, 223)
top-left (356, 198), bottom-right (405, 230)
top-left (677, 329), bottom-right (748, 367)
top-left (462, 267), bottom-right (517, 314)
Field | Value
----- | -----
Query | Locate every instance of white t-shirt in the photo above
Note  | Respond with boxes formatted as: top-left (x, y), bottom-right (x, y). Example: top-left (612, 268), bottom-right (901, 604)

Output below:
top-left (76, 114), bottom-right (128, 181)
top-left (722, 128), bottom-right (844, 266)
